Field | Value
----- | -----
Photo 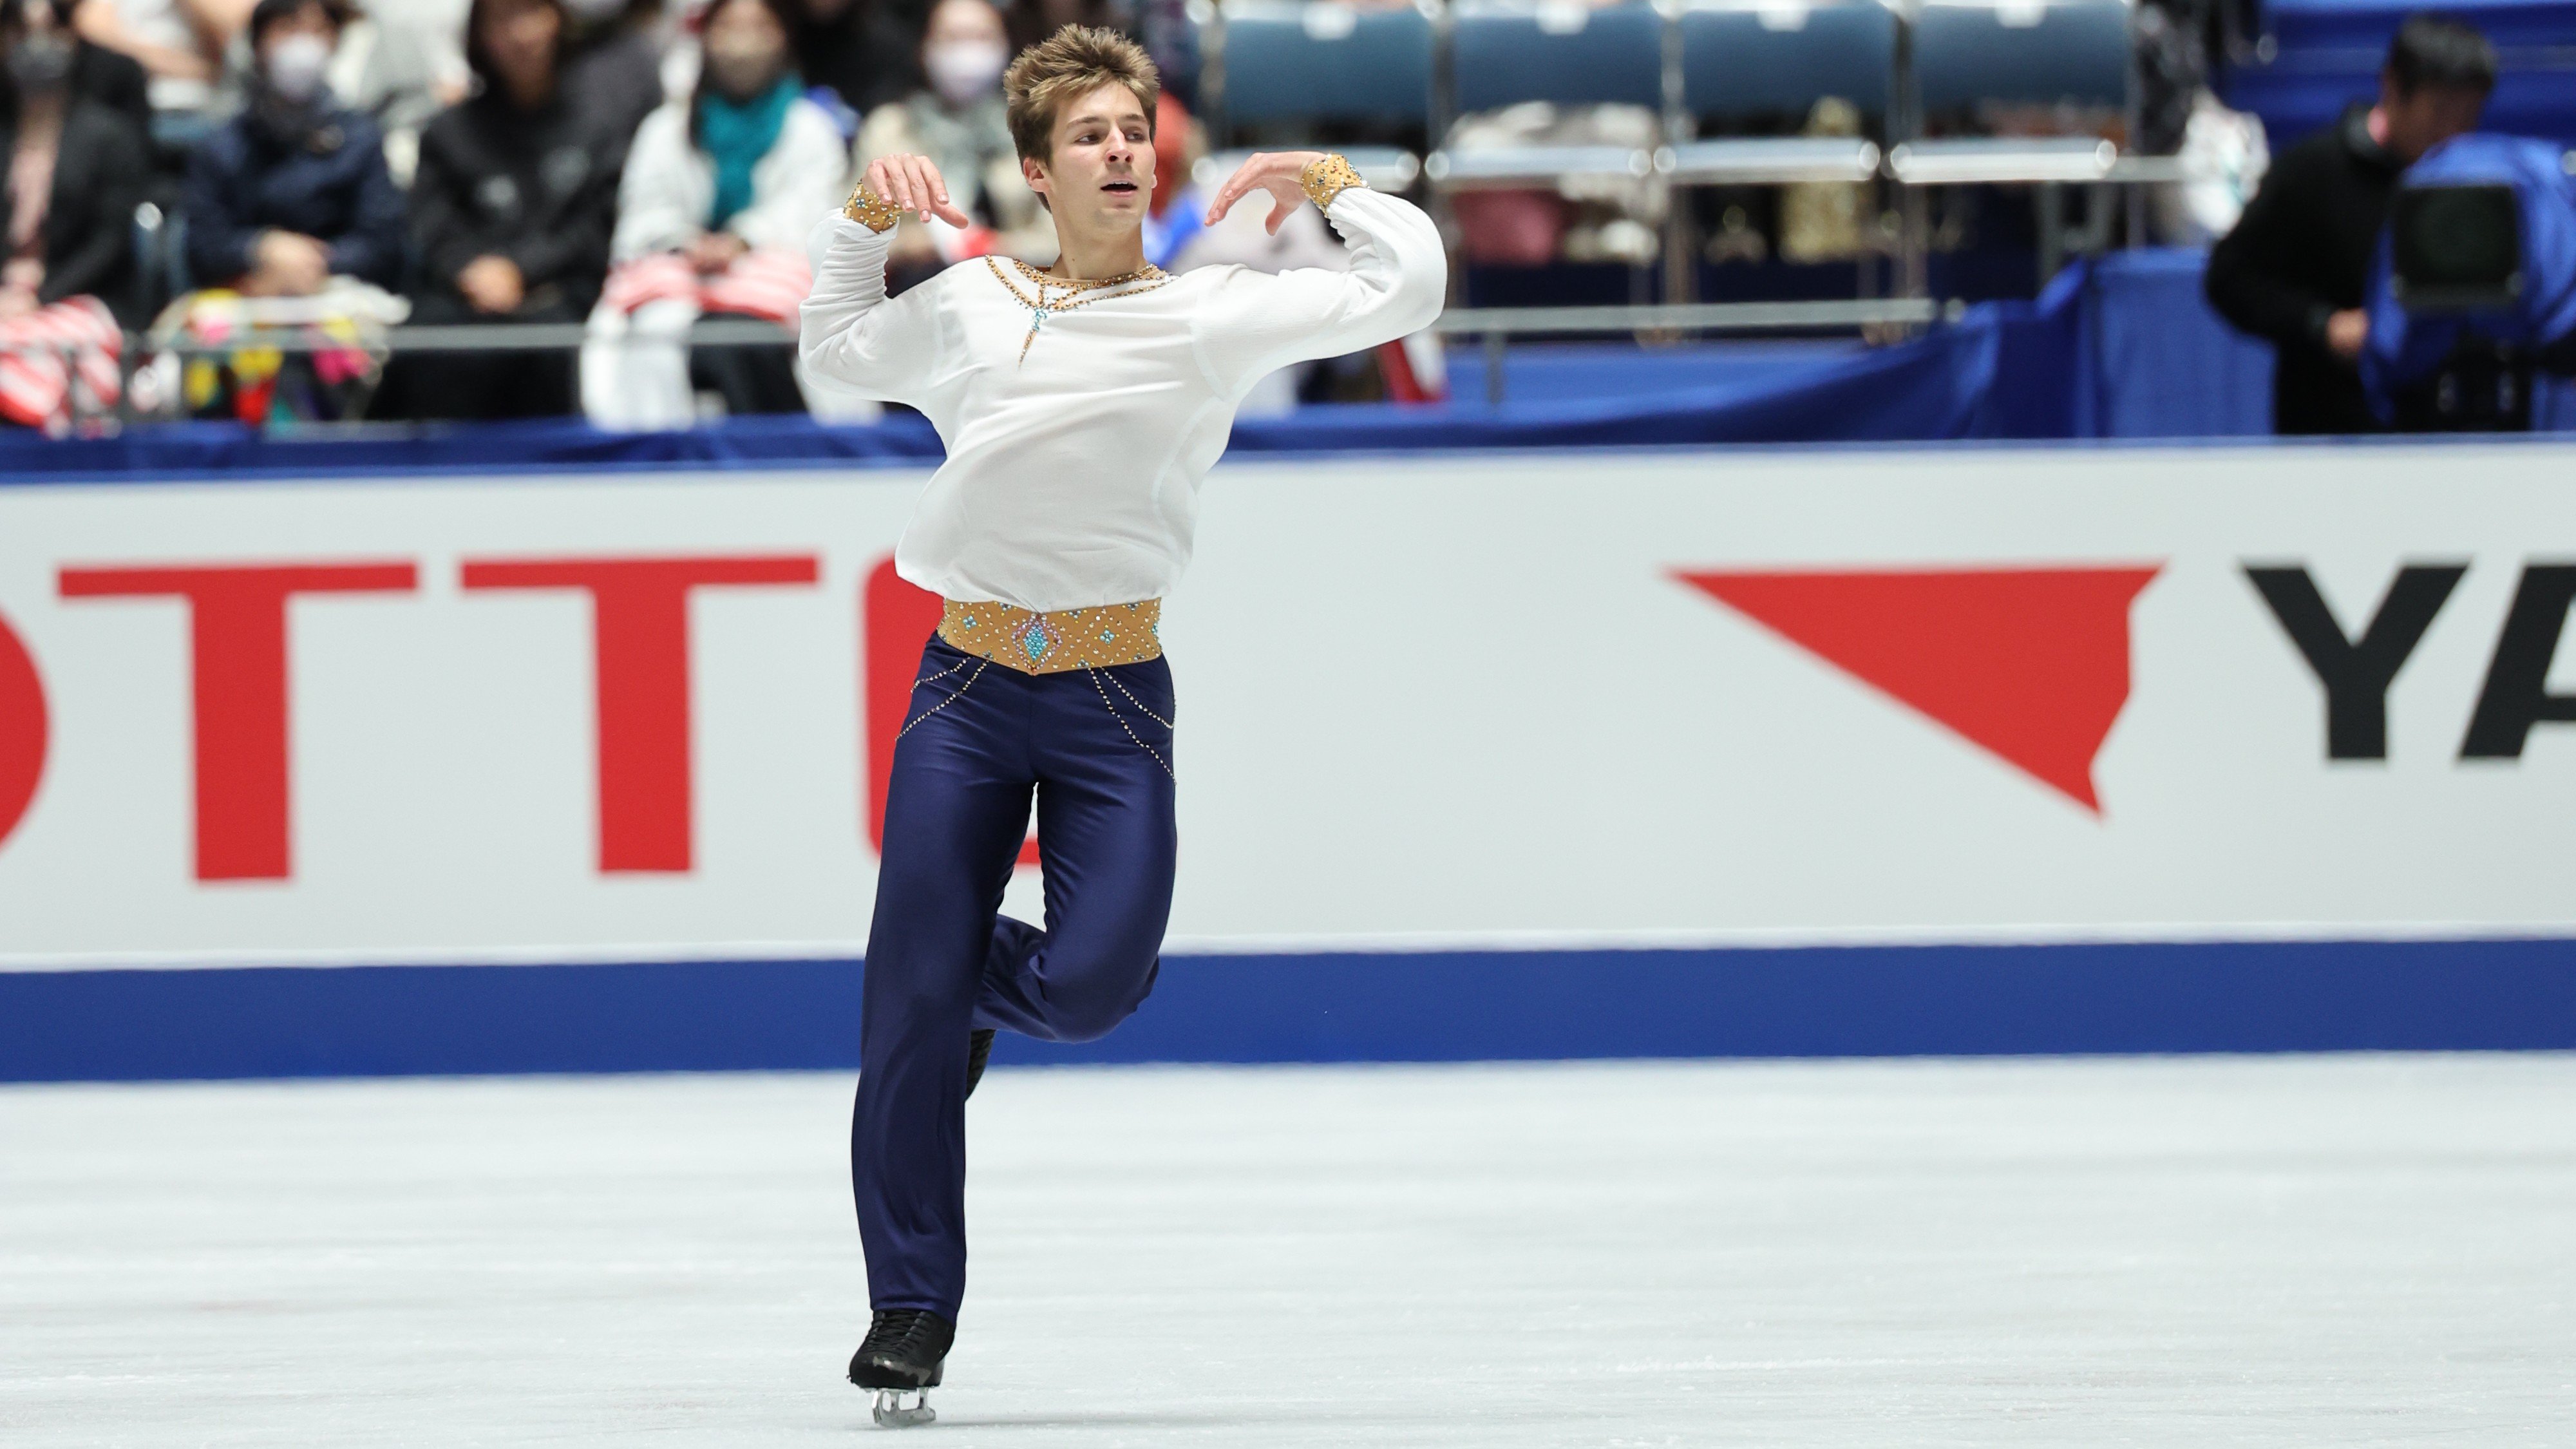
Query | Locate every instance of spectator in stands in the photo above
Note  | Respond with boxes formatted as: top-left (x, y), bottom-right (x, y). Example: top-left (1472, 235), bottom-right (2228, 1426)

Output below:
top-left (182, 0), bottom-right (404, 295)
top-left (561, 0), bottom-right (666, 146)
top-left (788, 0), bottom-right (916, 125)
top-left (0, 0), bottom-right (152, 428)
top-left (580, 0), bottom-right (844, 427)
top-left (386, 0), bottom-right (620, 418)
top-left (17, 0), bottom-right (151, 141)
top-left (854, 0), bottom-right (1045, 281)
top-left (77, 0), bottom-right (235, 145)
top-left (2205, 15), bottom-right (2494, 435)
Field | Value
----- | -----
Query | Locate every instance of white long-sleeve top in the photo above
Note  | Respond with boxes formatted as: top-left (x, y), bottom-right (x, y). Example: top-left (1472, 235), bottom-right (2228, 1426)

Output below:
top-left (612, 98), bottom-right (851, 260)
top-left (799, 186), bottom-right (1447, 611)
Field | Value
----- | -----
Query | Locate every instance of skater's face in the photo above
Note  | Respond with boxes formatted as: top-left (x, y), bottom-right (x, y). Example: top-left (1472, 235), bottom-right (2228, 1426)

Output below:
top-left (1025, 80), bottom-right (1155, 234)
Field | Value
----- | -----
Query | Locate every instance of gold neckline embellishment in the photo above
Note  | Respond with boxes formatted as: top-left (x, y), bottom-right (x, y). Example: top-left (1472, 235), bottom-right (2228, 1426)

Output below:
top-left (987, 256), bottom-right (1173, 365)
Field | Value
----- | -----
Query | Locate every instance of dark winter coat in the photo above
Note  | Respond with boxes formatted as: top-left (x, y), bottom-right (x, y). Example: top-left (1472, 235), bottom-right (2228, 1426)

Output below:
top-left (2204, 106), bottom-right (2406, 435)
top-left (181, 97), bottom-right (408, 290)
top-left (0, 100), bottom-right (154, 323)
top-left (67, 39), bottom-right (153, 146)
top-left (408, 87), bottom-right (625, 315)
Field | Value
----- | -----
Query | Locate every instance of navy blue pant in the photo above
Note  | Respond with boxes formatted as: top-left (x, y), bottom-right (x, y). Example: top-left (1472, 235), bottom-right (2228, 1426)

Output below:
top-left (853, 634), bottom-right (1177, 1319)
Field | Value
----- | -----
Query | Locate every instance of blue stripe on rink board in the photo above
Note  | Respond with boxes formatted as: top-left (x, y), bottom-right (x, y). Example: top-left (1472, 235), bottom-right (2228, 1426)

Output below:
top-left (3, 939), bottom-right (2574, 1083)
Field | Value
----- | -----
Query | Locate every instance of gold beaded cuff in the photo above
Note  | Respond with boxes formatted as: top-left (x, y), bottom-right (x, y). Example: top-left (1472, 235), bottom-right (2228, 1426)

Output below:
top-left (843, 180), bottom-right (902, 232)
top-left (1300, 153), bottom-right (1367, 212)
top-left (939, 598), bottom-right (1162, 675)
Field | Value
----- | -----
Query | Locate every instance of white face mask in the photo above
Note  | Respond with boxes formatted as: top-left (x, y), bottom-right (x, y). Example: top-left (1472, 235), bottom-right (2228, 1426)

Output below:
top-left (923, 40), bottom-right (1006, 108)
top-left (264, 32), bottom-right (334, 104)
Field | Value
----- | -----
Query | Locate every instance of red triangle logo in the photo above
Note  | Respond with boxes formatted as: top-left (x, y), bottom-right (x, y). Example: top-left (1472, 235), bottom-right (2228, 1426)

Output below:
top-left (1676, 567), bottom-right (2161, 813)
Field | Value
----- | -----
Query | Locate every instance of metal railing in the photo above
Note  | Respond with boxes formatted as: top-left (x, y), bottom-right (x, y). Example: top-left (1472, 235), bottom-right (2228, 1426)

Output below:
top-left (7, 318), bottom-right (804, 432)
top-left (142, 317), bottom-right (797, 357)
top-left (1435, 298), bottom-right (1942, 402)
top-left (5, 298), bottom-right (1955, 430)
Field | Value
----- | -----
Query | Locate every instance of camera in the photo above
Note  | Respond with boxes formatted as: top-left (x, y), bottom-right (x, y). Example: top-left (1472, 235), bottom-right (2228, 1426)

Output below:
top-left (2363, 136), bottom-right (2576, 431)
top-left (2391, 184), bottom-right (2522, 312)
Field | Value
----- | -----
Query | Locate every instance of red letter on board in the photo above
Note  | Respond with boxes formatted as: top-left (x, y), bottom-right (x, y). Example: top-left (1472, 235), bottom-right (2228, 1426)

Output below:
top-left (0, 607), bottom-right (47, 854)
top-left (462, 555), bottom-right (819, 873)
top-left (58, 562), bottom-right (420, 880)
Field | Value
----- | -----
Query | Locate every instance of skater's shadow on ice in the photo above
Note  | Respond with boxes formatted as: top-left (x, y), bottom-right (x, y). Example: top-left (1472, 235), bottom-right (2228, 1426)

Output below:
top-left (880, 1411), bottom-right (1251, 1431)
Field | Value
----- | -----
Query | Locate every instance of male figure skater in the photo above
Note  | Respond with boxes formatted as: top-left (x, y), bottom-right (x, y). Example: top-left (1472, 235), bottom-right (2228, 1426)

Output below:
top-left (798, 24), bottom-right (1444, 1426)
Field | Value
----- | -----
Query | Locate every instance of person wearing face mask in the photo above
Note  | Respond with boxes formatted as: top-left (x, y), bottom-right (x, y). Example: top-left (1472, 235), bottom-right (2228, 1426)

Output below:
top-left (12, 0), bottom-right (151, 142)
top-left (0, 0), bottom-right (151, 428)
top-left (379, 0), bottom-right (623, 419)
top-left (580, 0), bottom-right (845, 428)
top-left (853, 0), bottom-right (1045, 283)
top-left (180, 0), bottom-right (404, 297)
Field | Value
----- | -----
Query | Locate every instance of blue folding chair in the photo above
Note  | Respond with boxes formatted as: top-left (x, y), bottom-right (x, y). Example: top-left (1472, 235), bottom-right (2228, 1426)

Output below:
top-left (1678, 1), bottom-right (1898, 128)
top-left (1451, 1), bottom-right (1668, 114)
top-left (1658, 2), bottom-right (1895, 185)
top-left (1208, 1), bottom-right (1436, 139)
top-left (1911, 0), bottom-right (2132, 117)
top-left (1889, 1), bottom-right (2136, 303)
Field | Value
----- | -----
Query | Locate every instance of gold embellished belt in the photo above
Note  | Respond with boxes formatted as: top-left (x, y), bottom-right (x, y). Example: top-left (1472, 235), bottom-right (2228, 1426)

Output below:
top-left (938, 598), bottom-right (1162, 674)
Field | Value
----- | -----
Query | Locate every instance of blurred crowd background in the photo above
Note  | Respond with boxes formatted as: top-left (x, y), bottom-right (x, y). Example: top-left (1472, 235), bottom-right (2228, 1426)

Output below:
top-left (0, 0), bottom-right (2546, 434)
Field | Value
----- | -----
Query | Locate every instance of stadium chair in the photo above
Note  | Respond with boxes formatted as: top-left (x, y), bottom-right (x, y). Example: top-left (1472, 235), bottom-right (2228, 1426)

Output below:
top-left (1663, 0), bottom-right (1897, 185)
top-left (1896, 0), bottom-right (2135, 185)
top-left (1909, 0), bottom-right (2132, 119)
top-left (1427, 1), bottom-right (1669, 193)
top-left (1451, 0), bottom-right (1668, 114)
top-left (1202, 0), bottom-right (1436, 142)
top-left (1679, 0), bottom-right (1897, 127)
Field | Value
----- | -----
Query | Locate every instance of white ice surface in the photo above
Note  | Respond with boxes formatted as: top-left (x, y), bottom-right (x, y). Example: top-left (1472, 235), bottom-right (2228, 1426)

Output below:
top-left (4, 1056), bottom-right (2572, 1446)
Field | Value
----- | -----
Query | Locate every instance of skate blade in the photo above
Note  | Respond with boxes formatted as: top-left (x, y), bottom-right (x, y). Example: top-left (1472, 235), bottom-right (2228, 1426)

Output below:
top-left (871, 1388), bottom-right (935, 1428)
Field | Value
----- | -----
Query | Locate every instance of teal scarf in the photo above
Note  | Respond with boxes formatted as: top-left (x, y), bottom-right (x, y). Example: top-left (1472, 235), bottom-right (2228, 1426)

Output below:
top-left (697, 77), bottom-right (798, 231)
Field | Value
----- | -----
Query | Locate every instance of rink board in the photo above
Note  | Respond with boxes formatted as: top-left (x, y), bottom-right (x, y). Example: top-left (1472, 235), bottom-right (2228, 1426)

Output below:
top-left (3, 442), bottom-right (2574, 1077)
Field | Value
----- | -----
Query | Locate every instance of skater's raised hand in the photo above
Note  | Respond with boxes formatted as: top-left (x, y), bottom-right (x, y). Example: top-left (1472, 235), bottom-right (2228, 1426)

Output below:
top-left (1205, 150), bottom-right (1330, 236)
top-left (866, 153), bottom-right (975, 229)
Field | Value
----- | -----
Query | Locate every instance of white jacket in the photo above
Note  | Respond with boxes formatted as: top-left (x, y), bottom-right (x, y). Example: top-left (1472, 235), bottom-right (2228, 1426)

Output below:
top-left (611, 95), bottom-right (850, 260)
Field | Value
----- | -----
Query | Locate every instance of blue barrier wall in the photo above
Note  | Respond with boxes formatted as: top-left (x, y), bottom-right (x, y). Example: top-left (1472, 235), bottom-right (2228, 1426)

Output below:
top-left (5, 940), bottom-right (2573, 1082)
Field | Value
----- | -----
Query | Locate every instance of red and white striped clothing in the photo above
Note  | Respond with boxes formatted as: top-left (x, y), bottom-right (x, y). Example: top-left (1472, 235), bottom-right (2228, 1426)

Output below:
top-left (582, 249), bottom-right (817, 430)
top-left (0, 295), bottom-right (120, 434)
top-left (596, 249), bottom-right (813, 325)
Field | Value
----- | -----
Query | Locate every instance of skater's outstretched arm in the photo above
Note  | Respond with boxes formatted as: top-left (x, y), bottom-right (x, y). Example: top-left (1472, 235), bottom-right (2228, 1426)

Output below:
top-left (1193, 151), bottom-right (1448, 399)
top-left (799, 153), bottom-right (972, 405)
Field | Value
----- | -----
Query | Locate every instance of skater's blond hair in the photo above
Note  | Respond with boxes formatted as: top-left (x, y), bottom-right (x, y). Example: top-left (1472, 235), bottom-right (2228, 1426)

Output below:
top-left (1004, 24), bottom-right (1159, 169)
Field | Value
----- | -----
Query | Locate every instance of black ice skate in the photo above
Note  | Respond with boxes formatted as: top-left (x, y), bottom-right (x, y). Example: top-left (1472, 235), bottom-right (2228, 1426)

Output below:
top-left (965, 1028), bottom-right (996, 1098)
top-left (848, 1308), bottom-right (954, 1428)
